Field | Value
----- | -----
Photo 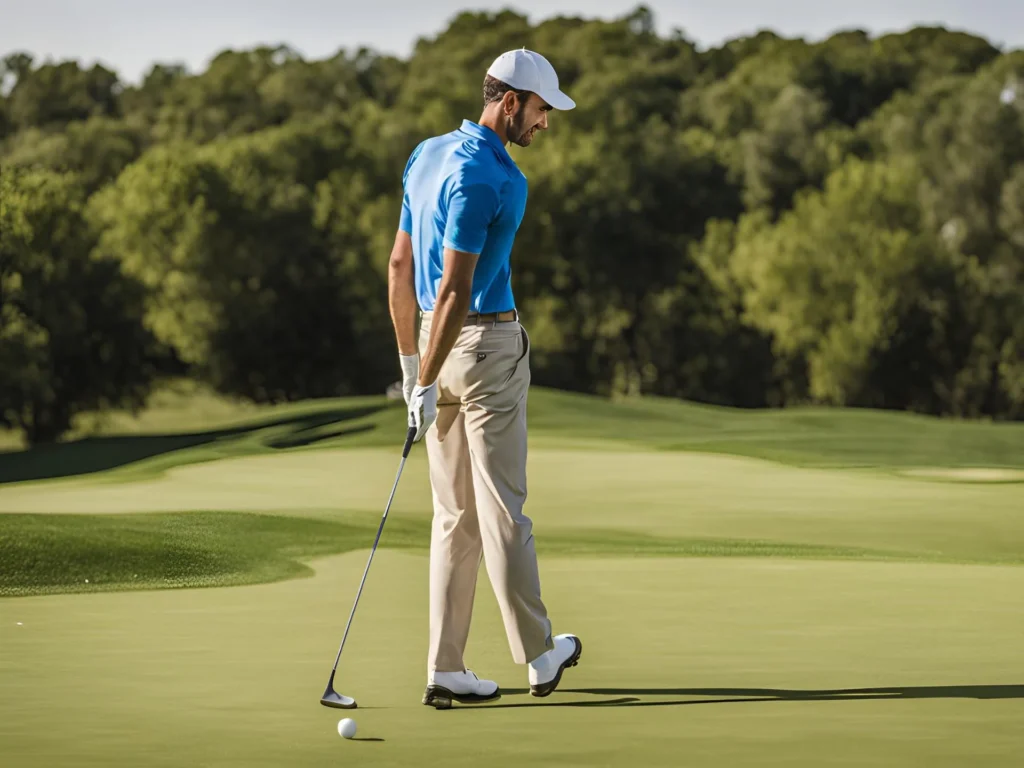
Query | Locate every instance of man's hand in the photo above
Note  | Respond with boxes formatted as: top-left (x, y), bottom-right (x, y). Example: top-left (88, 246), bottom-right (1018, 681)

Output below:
top-left (408, 382), bottom-right (438, 442)
top-left (399, 354), bottom-right (419, 404)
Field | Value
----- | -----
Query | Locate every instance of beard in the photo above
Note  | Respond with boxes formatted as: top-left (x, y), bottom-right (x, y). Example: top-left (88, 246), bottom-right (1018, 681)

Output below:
top-left (507, 107), bottom-right (536, 147)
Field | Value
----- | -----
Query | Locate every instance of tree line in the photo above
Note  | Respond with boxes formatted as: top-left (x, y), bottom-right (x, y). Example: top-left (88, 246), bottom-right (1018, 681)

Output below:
top-left (2, 6), bottom-right (1022, 444)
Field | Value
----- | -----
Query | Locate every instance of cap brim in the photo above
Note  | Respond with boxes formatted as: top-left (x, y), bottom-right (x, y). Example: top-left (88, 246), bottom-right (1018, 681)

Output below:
top-left (539, 88), bottom-right (575, 110)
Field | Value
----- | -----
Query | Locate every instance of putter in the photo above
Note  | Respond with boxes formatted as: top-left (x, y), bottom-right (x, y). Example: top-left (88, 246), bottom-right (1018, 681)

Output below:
top-left (320, 424), bottom-right (418, 709)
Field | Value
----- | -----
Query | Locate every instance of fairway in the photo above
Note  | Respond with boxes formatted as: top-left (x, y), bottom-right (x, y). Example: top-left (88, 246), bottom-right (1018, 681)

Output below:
top-left (3, 554), bottom-right (1024, 767)
top-left (2, 388), bottom-right (1024, 766)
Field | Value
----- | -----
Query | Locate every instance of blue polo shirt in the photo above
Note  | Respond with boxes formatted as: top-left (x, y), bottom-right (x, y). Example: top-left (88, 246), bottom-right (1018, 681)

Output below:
top-left (399, 120), bottom-right (528, 314)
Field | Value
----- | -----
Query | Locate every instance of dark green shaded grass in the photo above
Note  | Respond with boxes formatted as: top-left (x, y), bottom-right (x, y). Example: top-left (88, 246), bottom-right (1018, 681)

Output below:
top-left (0, 511), bottom-right (421, 597)
top-left (0, 400), bottom-right (385, 485)
top-left (4, 511), bottom-right (1020, 598)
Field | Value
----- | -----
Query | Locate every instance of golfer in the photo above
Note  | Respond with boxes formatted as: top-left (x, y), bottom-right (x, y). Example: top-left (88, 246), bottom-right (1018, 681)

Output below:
top-left (387, 49), bottom-right (583, 708)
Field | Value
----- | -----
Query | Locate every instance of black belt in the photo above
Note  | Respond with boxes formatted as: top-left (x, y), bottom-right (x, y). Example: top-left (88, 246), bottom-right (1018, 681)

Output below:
top-left (464, 309), bottom-right (518, 325)
top-left (420, 309), bottom-right (519, 325)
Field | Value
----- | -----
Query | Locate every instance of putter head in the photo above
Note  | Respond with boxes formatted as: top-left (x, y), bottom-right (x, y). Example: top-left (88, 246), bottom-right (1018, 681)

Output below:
top-left (320, 671), bottom-right (357, 709)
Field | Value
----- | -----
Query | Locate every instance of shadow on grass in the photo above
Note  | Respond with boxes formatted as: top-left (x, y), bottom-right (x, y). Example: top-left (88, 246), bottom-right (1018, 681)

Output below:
top-left (460, 685), bottom-right (1024, 710)
top-left (267, 423), bottom-right (377, 450)
top-left (0, 405), bottom-right (384, 485)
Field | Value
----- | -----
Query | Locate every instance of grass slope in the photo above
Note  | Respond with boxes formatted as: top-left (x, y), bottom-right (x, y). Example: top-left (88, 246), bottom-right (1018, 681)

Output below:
top-left (5, 503), bottom-right (1024, 598)
top-left (1, 384), bottom-right (1023, 597)
top-left (2, 383), bottom-right (1023, 487)
top-left (0, 511), bottom-right (412, 597)
top-left (1, 510), bottom-right (949, 598)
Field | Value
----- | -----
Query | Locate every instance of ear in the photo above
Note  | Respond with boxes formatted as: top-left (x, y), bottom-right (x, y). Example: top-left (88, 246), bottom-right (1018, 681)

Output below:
top-left (502, 90), bottom-right (519, 115)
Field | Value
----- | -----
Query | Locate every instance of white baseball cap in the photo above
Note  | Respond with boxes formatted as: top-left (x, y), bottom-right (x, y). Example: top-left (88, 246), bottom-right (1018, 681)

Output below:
top-left (486, 49), bottom-right (576, 111)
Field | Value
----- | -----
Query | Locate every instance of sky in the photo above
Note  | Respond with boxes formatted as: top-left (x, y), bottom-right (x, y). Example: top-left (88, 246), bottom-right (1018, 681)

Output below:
top-left (3, 0), bottom-right (1023, 84)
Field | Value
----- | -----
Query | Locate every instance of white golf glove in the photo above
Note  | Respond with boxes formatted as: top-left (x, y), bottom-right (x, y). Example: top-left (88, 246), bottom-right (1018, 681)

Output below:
top-left (408, 382), bottom-right (438, 442)
top-left (399, 353), bottom-right (419, 404)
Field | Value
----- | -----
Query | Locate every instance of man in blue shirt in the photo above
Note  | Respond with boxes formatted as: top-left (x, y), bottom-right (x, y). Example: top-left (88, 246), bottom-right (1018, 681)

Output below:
top-left (387, 49), bottom-right (583, 709)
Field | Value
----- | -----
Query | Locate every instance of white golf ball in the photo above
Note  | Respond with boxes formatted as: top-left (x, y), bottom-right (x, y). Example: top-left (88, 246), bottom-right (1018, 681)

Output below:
top-left (337, 718), bottom-right (357, 739)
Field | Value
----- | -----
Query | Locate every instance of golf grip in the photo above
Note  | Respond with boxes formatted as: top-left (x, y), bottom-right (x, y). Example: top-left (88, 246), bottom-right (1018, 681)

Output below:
top-left (402, 425), bottom-right (416, 457)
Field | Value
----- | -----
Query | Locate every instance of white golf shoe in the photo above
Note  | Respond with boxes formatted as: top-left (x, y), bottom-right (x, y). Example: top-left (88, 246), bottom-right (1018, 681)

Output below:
top-left (423, 669), bottom-right (500, 709)
top-left (528, 634), bottom-right (583, 697)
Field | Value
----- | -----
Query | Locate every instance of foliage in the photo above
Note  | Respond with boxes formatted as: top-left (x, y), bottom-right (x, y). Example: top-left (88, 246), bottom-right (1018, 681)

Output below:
top-left (0, 169), bottom-right (163, 444)
top-left (1, 6), bottom-right (1022, 443)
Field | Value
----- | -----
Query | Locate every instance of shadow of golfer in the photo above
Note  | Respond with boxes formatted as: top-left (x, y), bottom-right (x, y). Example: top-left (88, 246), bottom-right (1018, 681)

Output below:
top-left (458, 684), bottom-right (1024, 710)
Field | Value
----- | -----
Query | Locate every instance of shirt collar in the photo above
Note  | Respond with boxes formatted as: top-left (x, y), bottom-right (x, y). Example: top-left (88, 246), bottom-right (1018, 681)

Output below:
top-left (459, 119), bottom-right (512, 162)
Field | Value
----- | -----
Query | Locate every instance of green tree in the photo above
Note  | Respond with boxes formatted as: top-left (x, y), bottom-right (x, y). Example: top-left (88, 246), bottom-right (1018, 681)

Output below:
top-left (89, 118), bottom-right (394, 402)
top-left (913, 53), bottom-right (1024, 417)
top-left (138, 46), bottom-right (385, 143)
top-left (0, 169), bottom-right (162, 444)
top-left (728, 157), bottom-right (945, 408)
top-left (740, 84), bottom-right (830, 213)
top-left (2, 117), bottom-right (146, 191)
top-left (2, 16), bottom-right (1022, 420)
top-left (6, 60), bottom-right (121, 130)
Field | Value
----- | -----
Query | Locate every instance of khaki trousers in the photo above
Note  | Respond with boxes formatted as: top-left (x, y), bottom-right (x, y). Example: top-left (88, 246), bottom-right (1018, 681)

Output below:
top-left (418, 313), bottom-right (554, 672)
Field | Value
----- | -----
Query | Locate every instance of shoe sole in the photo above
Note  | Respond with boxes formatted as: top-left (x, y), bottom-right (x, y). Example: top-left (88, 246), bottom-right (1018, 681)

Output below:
top-left (422, 685), bottom-right (501, 710)
top-left (530, 636), bottom-right (583, 697)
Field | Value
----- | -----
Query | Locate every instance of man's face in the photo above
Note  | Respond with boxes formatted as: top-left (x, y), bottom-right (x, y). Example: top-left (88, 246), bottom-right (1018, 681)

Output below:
top-left (507, 92), bottom-right (552, 148)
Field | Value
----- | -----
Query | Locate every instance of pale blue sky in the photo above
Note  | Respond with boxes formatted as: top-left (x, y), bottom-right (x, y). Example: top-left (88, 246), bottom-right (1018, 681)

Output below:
top-left (3, 0), bottom-right (1022, 83)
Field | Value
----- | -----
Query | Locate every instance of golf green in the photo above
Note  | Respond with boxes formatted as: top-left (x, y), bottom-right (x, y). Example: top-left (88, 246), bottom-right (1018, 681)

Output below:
top-left (2, 387), bottom-right (1023, 766)
top-left (2, 552), bottom-right (1023, 767)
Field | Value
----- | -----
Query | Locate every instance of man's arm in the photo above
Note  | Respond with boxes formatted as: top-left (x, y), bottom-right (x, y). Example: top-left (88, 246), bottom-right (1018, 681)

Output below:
top-left (406, 176), bottom-right (495, 441)
top-left (418, 248), bottom-right (479, 386)
top-left (388, 229), bottom-right (418, 356)
top-left (418, 177), bottom-right (496, 385)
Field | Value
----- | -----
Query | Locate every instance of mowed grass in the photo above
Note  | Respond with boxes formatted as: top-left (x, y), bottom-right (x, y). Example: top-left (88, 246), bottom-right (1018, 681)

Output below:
top-left (3, 552), bottom-right (1024, 767)
top-left (1, 385), bottom-right (1023, 766)
top-left (5, 509), bottom-right (984, 598)
top-left (0, 511), bottom-right (419, 597)
top-left (2, 382), bottom-right (1023, 487)
top-left (3, 445), bottom-right (1023, 571)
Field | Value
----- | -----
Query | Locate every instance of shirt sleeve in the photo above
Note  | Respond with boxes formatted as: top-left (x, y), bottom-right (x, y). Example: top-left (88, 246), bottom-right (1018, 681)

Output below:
top-left (399, 191), bottom-right (413, 234)
top-left (442, 181), bottom-right (501, 255)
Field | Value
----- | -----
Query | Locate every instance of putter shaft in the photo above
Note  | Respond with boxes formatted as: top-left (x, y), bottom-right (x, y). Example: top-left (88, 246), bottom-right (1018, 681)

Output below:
top-left (321, 426), bottom-right (417, 706)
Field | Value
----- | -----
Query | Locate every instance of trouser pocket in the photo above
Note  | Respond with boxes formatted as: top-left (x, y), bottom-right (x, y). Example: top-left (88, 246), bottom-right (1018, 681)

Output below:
top-left (502, 325), bottom-right (530, 386)
top-left (444, 324), bottom-right (527, 406)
